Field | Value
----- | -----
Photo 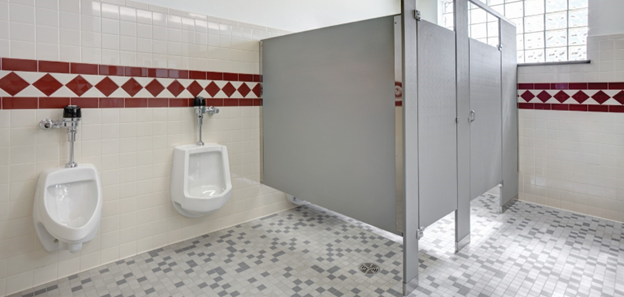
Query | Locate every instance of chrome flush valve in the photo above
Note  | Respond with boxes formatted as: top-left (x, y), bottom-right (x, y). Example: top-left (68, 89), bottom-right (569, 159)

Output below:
top-left (39, 105), bottom-right (82, 168)
top-left (193, 96), bottom-right (219, 146)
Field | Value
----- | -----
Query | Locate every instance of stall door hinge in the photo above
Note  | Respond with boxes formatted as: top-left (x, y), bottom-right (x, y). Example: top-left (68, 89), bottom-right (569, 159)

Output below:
top-left (416, 226), bottom-right (425, 240)
top-left (414, 10), bottom-right (421, 21)
top-left (498, 44), bottom-right (503, 51)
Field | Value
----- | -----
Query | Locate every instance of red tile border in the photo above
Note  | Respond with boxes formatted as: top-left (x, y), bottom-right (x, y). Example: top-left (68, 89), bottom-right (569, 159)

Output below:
top-left (534, 83), bottom-right (550, 90)
top-left (2, 97), bottom-right (38, 109)
top-left (551, 83), bottom-right (568, 90)
top-left (588, 83), bottom-right (609, 90)
top-left (99, 65), bottom-right (125, 76)
top-left (39, 61), bottom-right (70, 73)
top-left (609, 106), bottom-right (624, 113)
top-left (588, 105), bottom-right (609, 112)
top-left (148, 98), bottom-right (168, 107)
top-left (223, 73), bottom-right (238, 81)
top-left (71, 97), bottom-right (99, 108)
top-left (70, 63), bottom-right (99, 75)
top-left (517, 102), bottom-right (624, 113)
top-left (517, 81), bottom-right (624, 113)
top-left (239, 98), bottom-right (252, 106)
top-left (206, 99), bottom-right (223, 106)
top-left (148, 68), bottom-right (168, 78)
top-left (609, 82), bottom-right (624, 90)
top-left (568, 83), bottom-right (587, 89)
top-left (168, 69), bottom-right (188, 79)
top-left (239, 74), bottom-right (253, 82)
top-left (100, 98), bottom-right (124, 108)
top-left (206, 71), bottom-right (223, 80)
top-left (169, 98), bottom-right (189, 107)
top-left (124, 67), bottom-right (148, 77)
top-left (550, 104), bottom-right (569, 111)
top-left (125, 98), bottom-right (148, 108)
top-left (569, 105), bottom-right (588, 112)
top-left (39, 97), bottom-right (70, 109)
top-left (189, 71), bottom-right (206, 80)
top-left (2, 58), bottom-right (38, 72)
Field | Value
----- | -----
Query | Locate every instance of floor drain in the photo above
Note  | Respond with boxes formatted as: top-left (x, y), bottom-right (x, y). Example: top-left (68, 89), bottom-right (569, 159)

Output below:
top-left (359, 263), bottom-right (380, 274)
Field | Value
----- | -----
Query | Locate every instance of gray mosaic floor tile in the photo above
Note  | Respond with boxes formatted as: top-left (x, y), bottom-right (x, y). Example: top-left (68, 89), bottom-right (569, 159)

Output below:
top-left (10, 195), bottom-right (624, 297)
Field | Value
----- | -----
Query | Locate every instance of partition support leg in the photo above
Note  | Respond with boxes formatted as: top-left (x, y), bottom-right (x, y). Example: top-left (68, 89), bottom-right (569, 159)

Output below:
top-left (403, 275), bottom-right (419, 296)
top-left (455, 209), bottom-right (470, 253)
top-left (500, 184), bottom-right (518, 214)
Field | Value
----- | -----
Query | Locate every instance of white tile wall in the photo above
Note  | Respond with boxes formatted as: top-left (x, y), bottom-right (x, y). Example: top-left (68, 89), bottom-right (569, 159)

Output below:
top-left (0, 107), bottom-right (294, 296)
top-left (518, 109), bottom-right (624, 223)
top-left (518, 33), bottom-right (624, 224)
top-left (0, 0), bottom-right (290, 73)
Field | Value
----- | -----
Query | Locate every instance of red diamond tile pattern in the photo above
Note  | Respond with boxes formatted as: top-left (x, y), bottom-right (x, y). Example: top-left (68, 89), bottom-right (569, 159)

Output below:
top-left (614, 91), bottom-right (624, 105)
top-left (33, 74), bottom-right (63, 96)
top-left (252, 84), bottom-right (262, 97)
top-left (65, 75), bottom-right (93, 97)
top-left (222, 82), bottom-right (236, 98)
top-left (520, 91), bottom-right (535, 102)
top-left (238, 83), bottom-right (251, 97)
top-left (592, 91), bottom-right (610, 104)
top-left (0, 72), bottom-right (30, 96)
top-left (205, 81), bottom-right (220, 97)
top-left (553, 91), bottom-right (570, 103)
top-left (95, 77), bottom-right (119, 97)
top-left (572, 91), bottom-right (589, 104)
top-left (187, 81), bottom-right (203, 97)
top-left (122, 78), bottom-right (143, 97)
top-left (145, 79), bottom-right (165, 97)
top-left (167, 80), bottom-right (185, 97)
top-left (536, 91), bottom-right (552, 103)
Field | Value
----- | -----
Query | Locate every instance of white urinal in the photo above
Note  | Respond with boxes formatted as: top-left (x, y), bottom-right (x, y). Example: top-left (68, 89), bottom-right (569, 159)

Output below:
top-left (171, 144), bottom-right (233, 217)
top-left (33, 164), bottom-right (102, 253)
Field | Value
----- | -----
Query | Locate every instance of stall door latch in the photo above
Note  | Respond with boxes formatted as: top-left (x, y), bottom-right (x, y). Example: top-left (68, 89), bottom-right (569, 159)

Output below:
top-left (414, 10), bottom-right (421, 21)
top-left (416, 226), bottom-right (425, 240)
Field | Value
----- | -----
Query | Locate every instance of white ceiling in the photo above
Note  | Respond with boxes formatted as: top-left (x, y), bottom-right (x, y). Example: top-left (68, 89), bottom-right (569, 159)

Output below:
top-left (133, 0), bottom-right (401, 32)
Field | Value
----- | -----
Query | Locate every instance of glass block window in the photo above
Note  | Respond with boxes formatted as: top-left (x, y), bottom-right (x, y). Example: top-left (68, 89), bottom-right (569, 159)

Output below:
top-left (439, 0), bottom-right (588, 63)
top-left (468, 3), bottom-right (500, 47)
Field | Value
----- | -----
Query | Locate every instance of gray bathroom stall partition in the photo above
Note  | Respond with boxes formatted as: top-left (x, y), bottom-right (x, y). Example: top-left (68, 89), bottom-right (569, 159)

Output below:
top-left (469, 39), bottom-right (503, 200)
top-left (261, 16), bottom-right (397, 233)
top-left (500, 21), bottom-right (519, 210)
top-left (416, 20), bottom-right (458, 229)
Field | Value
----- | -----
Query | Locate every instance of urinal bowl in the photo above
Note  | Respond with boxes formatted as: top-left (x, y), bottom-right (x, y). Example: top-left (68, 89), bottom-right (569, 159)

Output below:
top-left (33, 164), bottom-right (102, 253)
top-left (171, 144), bottom-right (233, 218)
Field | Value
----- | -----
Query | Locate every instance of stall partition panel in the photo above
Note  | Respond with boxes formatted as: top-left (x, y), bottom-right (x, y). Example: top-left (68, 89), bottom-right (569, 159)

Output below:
top-left (469, 39), bottom-right (503, 200)
top-left (500, 21), bottom-right (519, 210)
top-left (417, 20), bottom-right (458, 228)
top-left (262, 16), bottom-right (397, 233)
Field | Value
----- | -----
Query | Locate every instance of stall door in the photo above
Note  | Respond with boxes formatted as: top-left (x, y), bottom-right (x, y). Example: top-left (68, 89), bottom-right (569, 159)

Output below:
top-left (417, 20), bottom-right (458, 228)
top-left (469, 39), bottom-right (502, 199)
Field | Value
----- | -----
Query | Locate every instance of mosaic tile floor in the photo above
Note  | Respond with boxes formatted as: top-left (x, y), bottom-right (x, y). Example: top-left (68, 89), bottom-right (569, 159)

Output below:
top-left (11, 195), bottom-right (624, 297)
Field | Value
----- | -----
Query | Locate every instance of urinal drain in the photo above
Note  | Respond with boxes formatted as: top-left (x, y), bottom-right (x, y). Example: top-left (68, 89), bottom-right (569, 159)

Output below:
top-left (359, 263), bottom-right (380, 274)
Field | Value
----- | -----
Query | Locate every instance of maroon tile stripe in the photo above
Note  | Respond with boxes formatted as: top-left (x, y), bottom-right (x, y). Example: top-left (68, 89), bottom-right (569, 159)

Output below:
top-left (517, 82), bottom-right (624, 90)
top-left (517, 82), bottom-right (624, 113)
top-left (0, 57), bottom-right (263, 109)
top-left (1, 58), bottom-right (260, 81)
top-left (0, 97), bottom-right (262, 109)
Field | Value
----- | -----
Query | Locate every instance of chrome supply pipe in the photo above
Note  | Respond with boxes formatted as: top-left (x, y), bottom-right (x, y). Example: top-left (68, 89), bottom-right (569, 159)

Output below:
top-left (39, 105), bottom-right (82, 168)
top-left (193, 96), bottom-right (219, 146)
